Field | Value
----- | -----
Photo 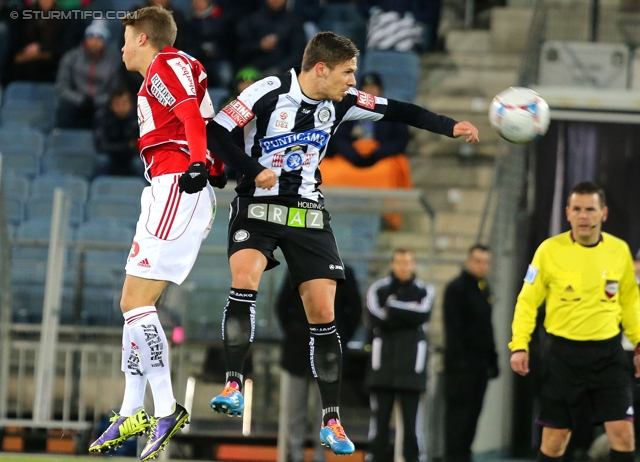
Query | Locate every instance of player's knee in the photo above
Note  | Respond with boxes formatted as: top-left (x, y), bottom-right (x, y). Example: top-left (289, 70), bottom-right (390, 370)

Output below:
top-left (541, 429), bottom-right (571, 456)
top-left (231, 271), bottom-right (261, 291)
top-left (306, 306), bottom-right (334, 324)
top-left (609, 424), bottom-right (635, 451)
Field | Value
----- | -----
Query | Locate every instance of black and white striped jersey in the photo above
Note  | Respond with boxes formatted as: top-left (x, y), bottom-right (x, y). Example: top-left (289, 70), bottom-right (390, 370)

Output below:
top-left (211, 68), bottom-right (457, 202)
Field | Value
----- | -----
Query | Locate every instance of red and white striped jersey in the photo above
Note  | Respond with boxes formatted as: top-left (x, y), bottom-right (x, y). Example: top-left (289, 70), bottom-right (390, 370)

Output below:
top-left (137, 46), bottom-right (214, 178)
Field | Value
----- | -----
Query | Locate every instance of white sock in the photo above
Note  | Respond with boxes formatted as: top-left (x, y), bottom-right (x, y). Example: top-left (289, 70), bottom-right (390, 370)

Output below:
top-left (119, 323), bottom-right (147, 416)
top-left (124, 306), bottom-right (176, 417)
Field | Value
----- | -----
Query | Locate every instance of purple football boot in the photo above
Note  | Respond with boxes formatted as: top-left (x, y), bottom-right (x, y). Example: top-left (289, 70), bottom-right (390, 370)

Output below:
top-left (140, 402), bottom-right (189, 461)
top-left (88, 409), bottom-right (150, 453)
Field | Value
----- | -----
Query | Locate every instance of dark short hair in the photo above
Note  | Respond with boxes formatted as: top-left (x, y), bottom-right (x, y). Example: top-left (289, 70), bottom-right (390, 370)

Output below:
top-left (122, 6), bottom-right (177, 50)
top-left (301, 31), bottom-right (359, 72)
top-left (567, 181), bottom-right (606, 208)
top-left (468, 244), bottom-right (490, 255)
top-left (392, 248), bottom-right (414, 259)
top-left (110, 84), bottom-right (131, 100)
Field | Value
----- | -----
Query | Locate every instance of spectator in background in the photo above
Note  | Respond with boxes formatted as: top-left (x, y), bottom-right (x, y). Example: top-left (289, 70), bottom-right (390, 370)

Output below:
top-left (184, 0), bottom-right (234, 87)
top-left (94, 85), bottom-right (140, 177)
top-left (214, 66), bottom-right (261, 181)
top-left (366, 248), bottom-right (434, 462)
top-left (10, 0), bottom-right (72, 82)
top-left (322, 72), bottom-right (412, 229)
top-left (277, 265), bottom-right (363, 462)
top-left (55, 21), bottom-right (122, 129)
top-left (235, 0), bottom-right (307, 75)
top-left (443, 244), bottom-right (498, 462)
top-left (357, 0), bottom-right (441, 52)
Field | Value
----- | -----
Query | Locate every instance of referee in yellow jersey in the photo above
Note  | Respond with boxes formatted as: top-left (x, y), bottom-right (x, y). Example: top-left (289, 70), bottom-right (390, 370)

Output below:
top-left (510, 181), bottom-right (640, 462)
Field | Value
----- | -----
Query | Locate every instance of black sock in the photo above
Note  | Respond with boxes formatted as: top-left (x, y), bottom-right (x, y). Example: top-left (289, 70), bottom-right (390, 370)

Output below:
top-left (537, 450), bottom-right (563, 462)
top-left (610, 449), bottom-right (634, 462)
top-left (309, 321), bottom-right (342, 426)
top-left (222, 288), bottom-right (256, 392)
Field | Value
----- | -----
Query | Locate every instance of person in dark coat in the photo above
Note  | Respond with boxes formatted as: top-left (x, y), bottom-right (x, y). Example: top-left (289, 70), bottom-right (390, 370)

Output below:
top-left (443, 244), bottom-right (498, 462)
top-left (366, 248), bottom-right (434, 462)
top-left (234, 0), bottom-right (307, 75)
top-left (94, 85), bottom-right (140, 176)
top-left (277, 265), bottom-right (363, 462)
top-left (183, 0), bottom-right (234, 88)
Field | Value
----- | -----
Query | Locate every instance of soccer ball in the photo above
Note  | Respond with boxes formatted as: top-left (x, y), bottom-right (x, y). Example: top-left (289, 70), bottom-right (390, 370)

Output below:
top-left (488, 87), bottom-right (550, 144)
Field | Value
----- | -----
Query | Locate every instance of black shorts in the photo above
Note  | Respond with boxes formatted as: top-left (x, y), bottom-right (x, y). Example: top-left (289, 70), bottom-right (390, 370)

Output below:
top-left (537, 334), bottom-right (633, 429)
top-left (227, 196), bottom-right (346, 288)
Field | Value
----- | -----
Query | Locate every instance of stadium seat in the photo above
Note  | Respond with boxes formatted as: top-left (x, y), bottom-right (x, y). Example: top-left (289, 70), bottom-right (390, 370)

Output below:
top-left (13, 218), bottom-right (76, 262)
top-left (319, 4), bottom-right (367, 52)
top-left (47, 128), bottom-right (96, 152)
top-left (85, 196), bottom-right (140, 226)
top-left (41, 147), bottom-right (97, 178)
top-left (3, 196), bottom-right (24, 226)
top-left (0, 101), bottom-right (55, 132)
top-left (361, 50), bottom-right (420, 103)
top-left (208, 87), bottom-right (231, 112)
top-left (90, 176), bottom-right (146, 200)
top-left (75, 219), bottom-right (134, 268)
top-left (31, 173), bottom-right (89, 203)
top-left (2, 174), bottom-right (30, 201)
top-left (26, 197), bottom-right (85, 226)
top-left (4, 81), bottom-right (56, 105)
top-left (0, 128), bottom-right (45, 177)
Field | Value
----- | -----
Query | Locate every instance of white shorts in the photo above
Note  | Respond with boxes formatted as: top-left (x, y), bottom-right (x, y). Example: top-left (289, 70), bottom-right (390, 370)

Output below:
top-left (125, 173), bottom-right (216, 284)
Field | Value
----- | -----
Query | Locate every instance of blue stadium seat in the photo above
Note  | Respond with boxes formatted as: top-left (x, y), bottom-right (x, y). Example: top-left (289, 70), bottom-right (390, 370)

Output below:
top-left (90, 176), bottom-right (146, 200)
top-left (361, 50), bottom-right (420, 103)
top-left (41, 147), bottom-right (97, 178)
top-left (85, 196), bottom-right (140, 226)
top-left (76, 219), bottom-right (134, 268)
top-left (2, 175), bottom-right (30, 201)
top-left (0, 102), bottom-right (55, 132)
top-left (13, 218), bottom-right (76, 262)
top-left (47, 128), bottom-right (95, 152)
top-left (25, 197), bottom-right (85, 226)
top-left (32, 173), bottom-right (89, 203)
top-left (3, 197), bottom-right (24, 226)
top-left (208, 87), bottom-right (231, 112)
top-left (0, 128), bottom-right (45, 177)
top-left (4, 81), bottom-right (56, 105)
top-left (319, 4), bottom-right (367, 52)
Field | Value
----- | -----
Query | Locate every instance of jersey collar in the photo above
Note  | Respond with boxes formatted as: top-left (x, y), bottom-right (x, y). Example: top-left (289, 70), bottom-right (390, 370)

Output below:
top-left (569, 230), bottom-right (603, 247)
top-left (291, 68), bottom-right (321, 105)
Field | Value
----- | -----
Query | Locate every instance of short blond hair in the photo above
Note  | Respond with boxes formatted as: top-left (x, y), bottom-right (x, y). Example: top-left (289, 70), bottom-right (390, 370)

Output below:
top-left (122, 6), bottom-right (177, 50)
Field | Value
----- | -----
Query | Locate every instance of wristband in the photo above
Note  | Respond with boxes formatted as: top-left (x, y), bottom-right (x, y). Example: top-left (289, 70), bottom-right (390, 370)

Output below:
top-left (511, 349), bottom-right (526, 355)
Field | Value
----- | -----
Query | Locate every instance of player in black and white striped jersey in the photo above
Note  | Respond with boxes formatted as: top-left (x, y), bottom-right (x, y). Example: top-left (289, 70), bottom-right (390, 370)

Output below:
top-left (207, 31), bottom-right (479, 456)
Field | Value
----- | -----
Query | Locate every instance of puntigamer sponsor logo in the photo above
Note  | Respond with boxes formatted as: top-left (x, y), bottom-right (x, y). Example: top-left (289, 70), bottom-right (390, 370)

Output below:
top-left (248, 204), bottom-right (323, 229)
top-left (259, 129), bottom-right (329, 155)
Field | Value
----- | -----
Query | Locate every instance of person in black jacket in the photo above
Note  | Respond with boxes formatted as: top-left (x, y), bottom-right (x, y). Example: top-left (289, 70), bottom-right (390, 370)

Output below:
top-left (443, 244), bottom-right (498, 462)
top-left (277, 265), bottom-right (363, 462)
top-left (93, 85), bottom-right (140, 176)
top-left (366, 248), bottom-right (434, 462)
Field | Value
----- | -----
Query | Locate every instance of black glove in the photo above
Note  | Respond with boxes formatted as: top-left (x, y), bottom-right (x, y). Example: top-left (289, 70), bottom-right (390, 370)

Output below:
top-left (208, 170), bottom-right (227, 189)
top-left (178, 162), bottom-right (208, 194)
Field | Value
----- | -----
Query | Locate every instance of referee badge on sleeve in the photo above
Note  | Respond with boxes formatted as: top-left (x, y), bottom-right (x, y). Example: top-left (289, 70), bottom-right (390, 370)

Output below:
top-left (524, 265), bottom-right (538, 284)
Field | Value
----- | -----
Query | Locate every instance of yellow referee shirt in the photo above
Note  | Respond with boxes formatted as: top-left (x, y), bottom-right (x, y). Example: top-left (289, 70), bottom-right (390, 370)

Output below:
top-left (509, 231), bottom-right (640, 352)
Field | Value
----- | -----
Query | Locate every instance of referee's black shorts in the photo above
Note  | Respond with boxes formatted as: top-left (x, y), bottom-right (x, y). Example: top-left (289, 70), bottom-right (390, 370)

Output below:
top-left (537, 333), bottom-right (634, 429)
top-left (227, 196), bottom-right (346, 288)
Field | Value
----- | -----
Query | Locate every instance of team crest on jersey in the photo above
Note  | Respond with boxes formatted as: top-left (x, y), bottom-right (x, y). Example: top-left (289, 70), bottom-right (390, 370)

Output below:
top-left (317, 107), bottom-right (331, 123)
top-left (283, 152), bottom-right (303, 172)
top-left (150, 74), bottom-right (176, 107)
top-left (605, 280), bottom-right (619, 299)
top-left (356, 91), bottom-right (376, 110)
top-left (222, 99), bottom-right (254, 127)
top-left (259, 129), bottom-right (329, 155)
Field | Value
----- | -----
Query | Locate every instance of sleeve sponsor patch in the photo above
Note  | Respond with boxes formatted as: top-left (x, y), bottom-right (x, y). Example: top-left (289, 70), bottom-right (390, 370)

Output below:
top-left (524, 265), bottom-right (538, 284)
top-left (356, 90), bottom-right (376, 110)
top-left (221, 99), bottom-right (254, 127)
top-left (150, 73), bottom-right (176, 107)
top-left (166, 57), bottom-right (196, 96)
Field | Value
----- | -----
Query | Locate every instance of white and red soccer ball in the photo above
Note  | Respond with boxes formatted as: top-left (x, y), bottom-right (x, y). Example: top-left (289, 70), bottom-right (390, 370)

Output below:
top-left (488, 87), bottom-right (550, 144)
